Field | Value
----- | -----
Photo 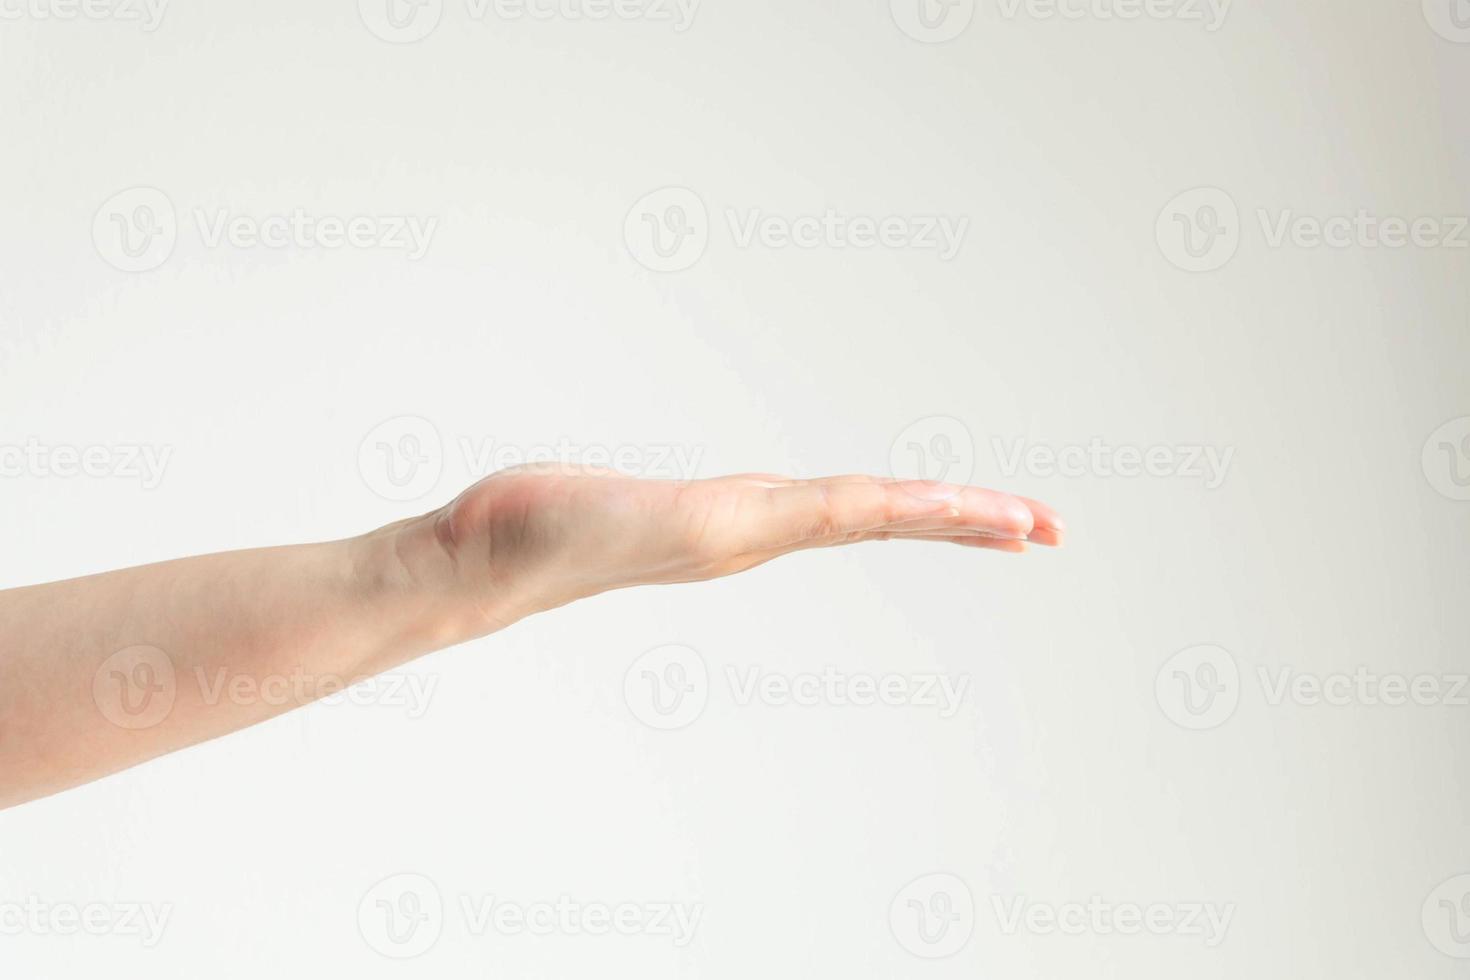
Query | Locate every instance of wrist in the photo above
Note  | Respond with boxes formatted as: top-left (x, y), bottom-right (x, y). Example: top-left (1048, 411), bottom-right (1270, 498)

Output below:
top-left (345, 513), bottom-right (497, 665)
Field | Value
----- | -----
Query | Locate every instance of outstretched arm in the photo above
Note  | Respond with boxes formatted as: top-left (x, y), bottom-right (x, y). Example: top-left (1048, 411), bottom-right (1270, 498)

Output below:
top-left (0, 465), bottom-right (1063, 810)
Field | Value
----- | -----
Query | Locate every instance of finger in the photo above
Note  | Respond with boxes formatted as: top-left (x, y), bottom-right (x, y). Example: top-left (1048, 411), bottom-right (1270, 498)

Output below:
top-left (866, 483), bottom-right (1035, 540)
top-left (893, 524), bottom-right (1061, 548)
top-left (806, 530), bottom-right (1030, 552)
top-left (752, 480), bottom-right (961, 551)
top-left (795, 479), bottom-right (1057, 541)
top-left (794, 474), bottom-right (902, 486)
top-left (873, 517), bottom-right (1029, 538)
top-left (798, 482), bottom-right (1036, 543)
top-left (719, 526), bottom-right (1028, 573)
top-left (1024, 525), bottom-right (1065, 547)
top-left (887, 527), bottom-right (1024, 539)
top-left (1016, 495), bottom-right (1066, 533)
top-left (724, 473), bottom-right (797, 487)
top-left (890, 533), bottom-right (1029, 554)
top-left (943, 485), bottom-right (1036, 537)
top-left (723, 474), bottom-right (899, 491)
top-left (876, 516), bottom-right (984, 534)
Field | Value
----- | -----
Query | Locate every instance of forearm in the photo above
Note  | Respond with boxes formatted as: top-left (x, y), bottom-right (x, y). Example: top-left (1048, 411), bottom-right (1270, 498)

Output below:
top-left (0, 513), bottom-right (476, 810)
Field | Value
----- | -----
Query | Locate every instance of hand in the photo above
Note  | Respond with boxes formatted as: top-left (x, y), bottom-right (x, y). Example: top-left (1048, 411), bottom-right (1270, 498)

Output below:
top-left (423, 464), bottom-right (1064, 631)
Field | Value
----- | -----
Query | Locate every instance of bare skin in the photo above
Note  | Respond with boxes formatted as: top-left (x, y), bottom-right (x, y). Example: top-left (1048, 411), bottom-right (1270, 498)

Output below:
top-left (0, 465), bottom-right (1063, 810)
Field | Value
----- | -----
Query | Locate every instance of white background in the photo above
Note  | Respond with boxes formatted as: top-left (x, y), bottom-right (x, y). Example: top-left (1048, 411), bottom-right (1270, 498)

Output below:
top-left (2, 0), bottom-right (1468, 977)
